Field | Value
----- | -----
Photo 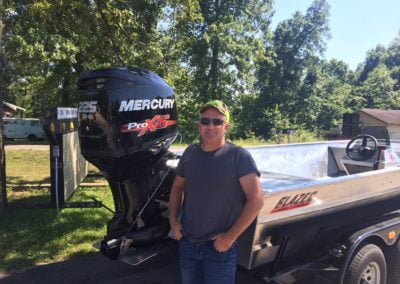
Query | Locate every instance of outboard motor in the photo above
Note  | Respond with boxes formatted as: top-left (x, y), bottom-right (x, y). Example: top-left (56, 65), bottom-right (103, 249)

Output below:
top-left (77, 67), bottom-right (178, 259)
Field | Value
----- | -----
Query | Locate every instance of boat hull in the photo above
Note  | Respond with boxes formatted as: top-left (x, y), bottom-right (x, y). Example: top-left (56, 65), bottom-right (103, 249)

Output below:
top-left (237, 142), bottom-right (400, 269)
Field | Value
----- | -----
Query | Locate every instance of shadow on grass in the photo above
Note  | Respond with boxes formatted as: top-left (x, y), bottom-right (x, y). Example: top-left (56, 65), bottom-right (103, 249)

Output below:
top-left (6, 187), bottom-right (51, 205)
top-left (0, 203), bottom-right (113, 271)
top-left (0, 242), bottom-right (182, 284)
top-left (6, 176), bottom-right (52, 187)
top-left (5, 139), bottom-right (50, 146)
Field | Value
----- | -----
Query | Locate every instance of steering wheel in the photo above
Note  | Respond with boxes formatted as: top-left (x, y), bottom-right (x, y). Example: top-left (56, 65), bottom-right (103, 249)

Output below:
top-left (346, 135), bottom-right (378, 161)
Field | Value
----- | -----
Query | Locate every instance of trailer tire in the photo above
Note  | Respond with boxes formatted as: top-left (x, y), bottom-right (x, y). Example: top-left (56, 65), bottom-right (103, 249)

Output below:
top-left (387, 240), bottom-right (400, 284)
top-left (344, 244), bottom-right (387, 284)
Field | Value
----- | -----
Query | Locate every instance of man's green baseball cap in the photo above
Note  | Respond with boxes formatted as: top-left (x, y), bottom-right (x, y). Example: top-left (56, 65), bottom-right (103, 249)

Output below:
top-left (200, 100), bottom-right (230, 123)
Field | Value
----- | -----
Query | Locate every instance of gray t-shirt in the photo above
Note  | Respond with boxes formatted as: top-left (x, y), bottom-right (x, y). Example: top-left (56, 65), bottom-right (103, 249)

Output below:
top-left (176, 142), bottom-right (260, 242)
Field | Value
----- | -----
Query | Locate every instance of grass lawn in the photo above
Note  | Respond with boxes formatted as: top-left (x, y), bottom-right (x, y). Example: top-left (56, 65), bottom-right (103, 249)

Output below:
top-left (0, 149), bottom-right (113, 272)
top-left (6, 149), bottom-right (50, 185)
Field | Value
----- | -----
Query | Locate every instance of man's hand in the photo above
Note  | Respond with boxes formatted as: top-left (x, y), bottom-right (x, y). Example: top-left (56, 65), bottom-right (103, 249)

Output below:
top-left (212, 232), bottom-right (234, 252)
top-left (170, 219), bottom-right (183, 240)
top-left (211, 173), bottom-right (264, 253)
top-left (169, 175), bottom-right (186, 241)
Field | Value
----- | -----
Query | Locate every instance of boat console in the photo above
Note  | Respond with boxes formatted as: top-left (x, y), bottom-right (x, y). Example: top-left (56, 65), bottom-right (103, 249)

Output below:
top-left (340, 127), bottom-right (400, 174)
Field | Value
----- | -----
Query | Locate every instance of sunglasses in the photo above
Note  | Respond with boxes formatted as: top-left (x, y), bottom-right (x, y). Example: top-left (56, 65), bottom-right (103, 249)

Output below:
top-left (199, 117), bottom-right (225, 126)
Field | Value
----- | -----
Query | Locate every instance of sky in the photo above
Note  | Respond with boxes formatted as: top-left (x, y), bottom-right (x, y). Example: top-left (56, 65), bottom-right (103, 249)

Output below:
top-left (272, 0), bottom-right (400, 70)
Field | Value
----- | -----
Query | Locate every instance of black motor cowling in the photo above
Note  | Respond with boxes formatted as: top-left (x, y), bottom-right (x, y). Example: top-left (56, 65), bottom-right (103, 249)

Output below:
top-left (77, 67), bottom-right (177, 173)
top-left (77, 67), bottom-right (178, 259)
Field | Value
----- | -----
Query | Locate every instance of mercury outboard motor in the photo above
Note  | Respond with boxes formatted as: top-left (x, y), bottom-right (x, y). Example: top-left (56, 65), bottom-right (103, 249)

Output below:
top-left (77, 67), bottom-right (178, 260)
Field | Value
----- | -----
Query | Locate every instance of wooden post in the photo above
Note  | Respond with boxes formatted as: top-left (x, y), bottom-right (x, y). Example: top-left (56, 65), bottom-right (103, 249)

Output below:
top-left (0, 0), bottom-right (8, 211)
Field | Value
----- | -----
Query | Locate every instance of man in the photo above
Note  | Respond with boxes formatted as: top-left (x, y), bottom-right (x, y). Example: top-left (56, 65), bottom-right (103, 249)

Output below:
top-left (169, 100), bottom-right (264, 284)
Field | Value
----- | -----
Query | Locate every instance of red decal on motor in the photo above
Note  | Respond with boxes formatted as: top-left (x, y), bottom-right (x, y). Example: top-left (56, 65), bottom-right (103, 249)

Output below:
top-left (121, 115), bottom-right (177, 136)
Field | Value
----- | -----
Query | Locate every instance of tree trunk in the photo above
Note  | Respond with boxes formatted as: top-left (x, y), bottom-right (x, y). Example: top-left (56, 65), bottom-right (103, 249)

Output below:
top-left (208, 0), bottom-right (220, 100)
top-left (0, 0), bottom-right (8, 212)
top-left (209, 41), bottom-right (219, 100)
top-left (61, 77), bottom-right (70, 106)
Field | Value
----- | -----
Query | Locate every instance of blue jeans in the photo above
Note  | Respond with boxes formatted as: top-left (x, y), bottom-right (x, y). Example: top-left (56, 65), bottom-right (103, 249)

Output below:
top-left (178, 237), bottom-right (237, 284)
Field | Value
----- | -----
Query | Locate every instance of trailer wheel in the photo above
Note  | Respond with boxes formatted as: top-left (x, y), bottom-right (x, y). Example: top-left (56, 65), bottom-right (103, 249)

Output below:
top-left (387, 240), bottom-right (400, 284)
top-left (344, 244), bottom-right (387, 284)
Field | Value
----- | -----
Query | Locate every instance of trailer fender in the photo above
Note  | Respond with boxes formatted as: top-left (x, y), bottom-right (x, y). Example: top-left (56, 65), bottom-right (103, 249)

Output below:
top-left (338, 215), bottom-right (400, 283)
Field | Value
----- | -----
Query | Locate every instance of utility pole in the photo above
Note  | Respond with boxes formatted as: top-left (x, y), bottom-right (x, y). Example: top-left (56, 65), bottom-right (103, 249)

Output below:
top-left (0, 0), bottom-right (8, 211)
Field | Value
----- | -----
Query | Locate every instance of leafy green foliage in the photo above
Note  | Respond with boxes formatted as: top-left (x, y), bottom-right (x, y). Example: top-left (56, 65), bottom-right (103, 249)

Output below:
top-left (163, 0), bottom-right (273, 140)
top-left (3, 0), bottom-right (400, 142)
top-left (4, 0), bottom-right (167, 116)
top-left (253, 0), bottom-right (331, 138)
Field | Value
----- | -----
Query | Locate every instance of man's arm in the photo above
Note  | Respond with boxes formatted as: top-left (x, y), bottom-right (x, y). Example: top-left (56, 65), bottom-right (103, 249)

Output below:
top-left (213, 172), bottom-right (264, 252)
top-left (168, 175), bottom-right (186, 240)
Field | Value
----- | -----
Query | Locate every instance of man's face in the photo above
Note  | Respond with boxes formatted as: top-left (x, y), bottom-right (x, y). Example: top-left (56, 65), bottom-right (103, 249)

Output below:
top-left (198, 108), bottom-right (229, 145)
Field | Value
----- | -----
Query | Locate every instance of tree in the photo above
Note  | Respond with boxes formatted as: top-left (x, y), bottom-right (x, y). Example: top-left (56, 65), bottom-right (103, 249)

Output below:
top-left (357, 45), bottom-right (387, 83)
top-left (4, 0), bottom-right (167, 116)
top-left (254, 0), bottom-right (330, 138)
top-left (166, 0), bottom-right (273, 100)
top-left (164, 0), bottom-right (273, 140)
top-left (316, 63), bottom-right (352, 130)
top-left (357, 64), bottom-right (400, 109)
top-left (385, 37), bottom-right (400, 90)
top-left (0, 0), bottom-right (7, 211)
top-left (293, 59), bottom-right (352, 131)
